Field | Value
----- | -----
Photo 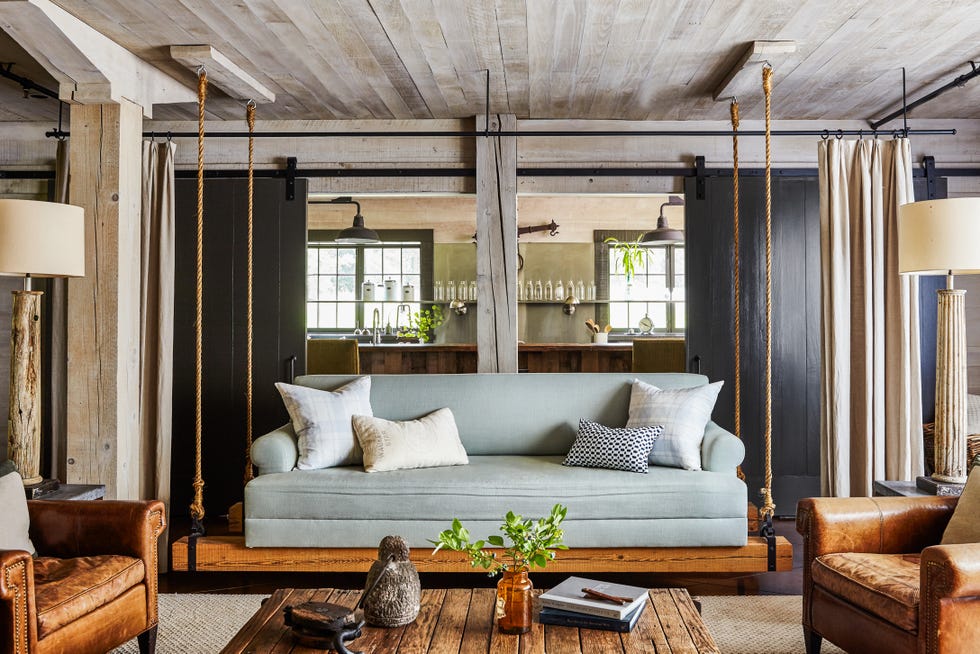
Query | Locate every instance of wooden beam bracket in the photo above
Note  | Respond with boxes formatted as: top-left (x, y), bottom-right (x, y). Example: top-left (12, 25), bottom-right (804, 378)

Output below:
top-left (170, 45), bottom-right (275, 103)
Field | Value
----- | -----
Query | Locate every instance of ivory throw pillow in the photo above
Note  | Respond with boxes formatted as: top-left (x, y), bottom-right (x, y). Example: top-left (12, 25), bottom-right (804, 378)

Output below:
top-left (0, 468), bottom-right (36, 556)
top-left (941, 467), bottom-right (980, 545)
top-left (353, 408), bottom-right (468, 473)
top-left (276, 377), bottom-right (373, 470)
top-left (563, 419), bottom-right (662, 473)
top-left (625, 379), bottom-right (724, 471)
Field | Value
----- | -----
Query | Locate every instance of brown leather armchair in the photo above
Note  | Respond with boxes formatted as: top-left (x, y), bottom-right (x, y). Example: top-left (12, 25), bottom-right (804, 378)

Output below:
top-left (0, 499), bottom-right (166, 654)
top-left (797, 496), bottom-right (980, 654)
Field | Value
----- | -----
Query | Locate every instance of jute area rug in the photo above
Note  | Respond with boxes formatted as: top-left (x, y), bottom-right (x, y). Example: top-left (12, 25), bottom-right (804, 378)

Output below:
top-left (111, 593), bottom-right (846, 654)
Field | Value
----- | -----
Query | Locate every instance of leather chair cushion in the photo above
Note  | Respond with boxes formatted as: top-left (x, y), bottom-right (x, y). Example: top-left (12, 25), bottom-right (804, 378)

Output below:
top-left (33, 555), bottom-right (145, 637)
top-left (812, 552), bottom-right (920, 632)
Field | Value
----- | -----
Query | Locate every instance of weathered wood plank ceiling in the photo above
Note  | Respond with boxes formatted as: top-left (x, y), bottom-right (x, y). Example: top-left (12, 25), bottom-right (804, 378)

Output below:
top-left (2, 0), bottom-right (978, 123)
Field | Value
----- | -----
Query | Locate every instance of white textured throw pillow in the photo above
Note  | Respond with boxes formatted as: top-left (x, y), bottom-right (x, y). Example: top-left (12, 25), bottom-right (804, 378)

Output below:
top-left (276, 377), bottom-right (373, 470)
top-left (0, 469), bottom-right (36, 555)
top-left (353, 408), bottom-right (468, 473)
top-left (626, 379), bottom-right (724, 470)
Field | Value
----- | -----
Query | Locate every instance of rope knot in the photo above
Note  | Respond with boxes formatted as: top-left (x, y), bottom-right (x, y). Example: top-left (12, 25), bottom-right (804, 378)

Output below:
top-left (729, 99), bottom-right (740, 129)
top-left (762, 65), bottom-right (773, 94)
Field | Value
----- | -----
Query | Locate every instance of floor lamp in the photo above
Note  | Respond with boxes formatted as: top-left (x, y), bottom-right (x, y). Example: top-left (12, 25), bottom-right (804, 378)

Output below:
top-left (899, 197), bottom-right (980, 493)
top-left (0, 199), bottom-right (84, 493)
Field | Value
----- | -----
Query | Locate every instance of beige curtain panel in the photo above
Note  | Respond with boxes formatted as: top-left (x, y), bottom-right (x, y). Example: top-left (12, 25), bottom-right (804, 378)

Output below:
top-left (140, 140), bottom-right (176, 570)
top-left (818, 138), bottom-right (923, 497)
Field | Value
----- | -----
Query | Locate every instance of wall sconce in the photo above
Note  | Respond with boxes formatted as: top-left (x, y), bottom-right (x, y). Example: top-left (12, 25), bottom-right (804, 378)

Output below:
top-left (562, 294), bottom-right (580, 315)
top-left (640, 195), bottom-right (684, 244)
top-left (449, 299), bottom-right (467, 316)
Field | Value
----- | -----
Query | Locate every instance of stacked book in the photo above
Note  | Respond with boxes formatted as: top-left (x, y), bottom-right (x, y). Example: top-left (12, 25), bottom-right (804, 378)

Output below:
top-left (538, 576), bottom-right (649, 632)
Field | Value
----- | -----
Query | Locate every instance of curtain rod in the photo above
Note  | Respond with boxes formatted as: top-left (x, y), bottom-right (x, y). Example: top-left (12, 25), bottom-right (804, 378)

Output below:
top-left (43, 127), bottom-right (957, 139)
top-left (3, 165), bottom-right (979, 181)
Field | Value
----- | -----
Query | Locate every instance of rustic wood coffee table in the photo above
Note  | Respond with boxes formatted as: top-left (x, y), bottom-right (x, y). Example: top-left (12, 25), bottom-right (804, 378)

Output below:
top-left (221, 586), bottom-right (719, 653)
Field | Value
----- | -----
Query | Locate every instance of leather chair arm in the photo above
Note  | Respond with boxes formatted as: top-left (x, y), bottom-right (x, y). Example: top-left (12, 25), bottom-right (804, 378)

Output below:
top-left (922, 543), bottom-right (980, 599)
top-left (0, 549), bottom-right (38, 654)
top-left (920, 543), bottom-right (980, 654)
top-left (797, 496), bottom-right (957, 559)
top-left (27, 500), bottom-right (166, 572)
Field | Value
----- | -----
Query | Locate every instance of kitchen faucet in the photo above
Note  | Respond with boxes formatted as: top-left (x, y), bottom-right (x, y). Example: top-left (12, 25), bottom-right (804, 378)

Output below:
top-left (372, 308), bottom-right (381, 344)
top-left (395, 304), bottom-right (411, 333)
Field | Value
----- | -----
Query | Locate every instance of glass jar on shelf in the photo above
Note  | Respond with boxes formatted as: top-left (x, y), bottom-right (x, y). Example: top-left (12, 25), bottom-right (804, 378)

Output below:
top-left (434, 280), bottom-right (443, 302)
top-left (544, 280), bottom-right (553, 301)
top-left (459, 280), bottom-right (469, 302)
top-left (469, 280), bottom-right (477, 301)
top-left (554, 279), bottom-right (564, 302)
top-left (446, 280), bottom-right (456, 301)
top-left (534, 280), bottom-right (543, 301)
top-left (526, 280), bottom-right (534, 301)
top-left (577, 280), bottom-right (585, 300)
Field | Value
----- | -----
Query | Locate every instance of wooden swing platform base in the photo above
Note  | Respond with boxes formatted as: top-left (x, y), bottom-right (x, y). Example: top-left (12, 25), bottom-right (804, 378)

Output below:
top-left (171, 535), bottom-right (791, 573)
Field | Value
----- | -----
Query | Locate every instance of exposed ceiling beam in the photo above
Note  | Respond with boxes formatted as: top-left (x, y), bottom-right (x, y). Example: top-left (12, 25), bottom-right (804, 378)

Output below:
top-left (0, 0), bottom-right (195, 117)
top-left (170, 45), bottom-right (275, 104)
top-left (713, 40), bottom-right (797, 101)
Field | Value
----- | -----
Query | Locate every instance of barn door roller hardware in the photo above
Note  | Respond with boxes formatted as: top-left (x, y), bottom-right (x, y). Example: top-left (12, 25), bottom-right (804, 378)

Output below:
top-left (869, 62), bottom-right (979, 131)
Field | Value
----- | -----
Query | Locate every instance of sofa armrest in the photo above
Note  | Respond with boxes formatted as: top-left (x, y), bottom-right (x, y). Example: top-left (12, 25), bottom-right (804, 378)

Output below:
top-left (0, 549), bottom-right (38, 654)
top-left (796, 496), bottom-right (957, 559)
top-left (251, 424), bottom-right (298, 475)
top-left (701, 421), bottom-right (744, 473)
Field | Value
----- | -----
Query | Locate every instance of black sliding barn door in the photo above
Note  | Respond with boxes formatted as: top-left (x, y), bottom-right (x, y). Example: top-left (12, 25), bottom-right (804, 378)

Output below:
top-left (686, 175), bottom-right (821, 517)
top-left (171, 178), bottom-right (307, 519)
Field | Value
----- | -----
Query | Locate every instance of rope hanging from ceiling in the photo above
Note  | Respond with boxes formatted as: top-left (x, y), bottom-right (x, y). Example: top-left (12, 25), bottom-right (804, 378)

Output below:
top-left (730, 97), bottom-right (744, 482)
top-left (190, 68), bottom-right (208, 530)
top-left (760, 63), bottom-right (776, 522)
top-left (244, 100), bottom-right (256, 484)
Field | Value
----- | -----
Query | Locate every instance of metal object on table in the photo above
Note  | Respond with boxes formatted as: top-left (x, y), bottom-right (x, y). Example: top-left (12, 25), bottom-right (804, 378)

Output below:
top-left (363, 536), bottom-right (420, 627)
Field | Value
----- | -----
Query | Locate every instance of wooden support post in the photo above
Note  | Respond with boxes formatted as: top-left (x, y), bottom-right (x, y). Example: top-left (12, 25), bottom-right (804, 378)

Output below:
top-left (475, 114), bottom-right (518, 373)
top-left (66, 101), bottom-right (142, 499)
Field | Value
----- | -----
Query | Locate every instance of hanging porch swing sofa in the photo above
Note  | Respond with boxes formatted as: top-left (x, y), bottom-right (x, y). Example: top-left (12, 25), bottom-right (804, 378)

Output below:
top-left (172, 372), bottom-right (791, 573)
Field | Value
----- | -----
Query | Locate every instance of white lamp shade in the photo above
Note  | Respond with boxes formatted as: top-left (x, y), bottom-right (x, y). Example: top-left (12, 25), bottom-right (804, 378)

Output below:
top-left (898, 197), bottom-right (980, 275)
top-left (0, 199), bottom-right (85, 277)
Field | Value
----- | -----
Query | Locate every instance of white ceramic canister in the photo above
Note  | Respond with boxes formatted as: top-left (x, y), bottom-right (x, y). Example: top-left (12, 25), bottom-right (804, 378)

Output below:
top-left (361, 280), bottom-right (376, 301)
top-left (384, 278), bottom-right (398, 301)
top-left (402, 283), bottom-right (415, 301)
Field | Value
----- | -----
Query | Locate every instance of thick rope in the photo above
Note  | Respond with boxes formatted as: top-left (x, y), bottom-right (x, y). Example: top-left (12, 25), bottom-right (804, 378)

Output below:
top-left (244, 101), bottom-right (256, 484)
top-left (761, 64), bottom-right (775, 520)
top-left (190, 69), bottom-right (207, 522)
top-left (730, 98), bottom-right (745, 482)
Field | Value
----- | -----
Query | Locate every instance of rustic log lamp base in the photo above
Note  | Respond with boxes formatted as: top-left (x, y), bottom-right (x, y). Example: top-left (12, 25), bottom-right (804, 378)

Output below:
top-left (7, 289), bottom-right (48, 489)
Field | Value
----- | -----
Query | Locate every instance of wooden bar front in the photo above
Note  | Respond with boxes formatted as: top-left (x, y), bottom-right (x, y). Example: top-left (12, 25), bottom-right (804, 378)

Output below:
top-left (357, 343), bottom-right (632, 374)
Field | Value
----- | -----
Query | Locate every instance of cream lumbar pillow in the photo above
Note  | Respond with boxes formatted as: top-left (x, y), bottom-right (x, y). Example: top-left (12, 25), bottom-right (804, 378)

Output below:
top-left (276, 377), bottom-right (373, 470)
top-left (625, 379), bottom-right (724, 471)
top-left (941, 467), bottom-right (980, 545)
top-left (353, 408), bottom-right (468, 473)
top-left (0, 466), bottom-right (36, 555)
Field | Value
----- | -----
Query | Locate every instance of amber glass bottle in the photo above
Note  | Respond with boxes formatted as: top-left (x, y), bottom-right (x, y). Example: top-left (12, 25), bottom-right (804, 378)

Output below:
top-left (495, 568), bottom-right (533, 634)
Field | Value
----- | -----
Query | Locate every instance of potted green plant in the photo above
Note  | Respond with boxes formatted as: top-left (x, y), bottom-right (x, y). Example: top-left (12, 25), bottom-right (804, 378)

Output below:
top-left (604, 237), bottom-right (648, 284)
top-left (431, 503), bottom-right (567, 634)
top-left (397, 304), bottom-right (444, 343)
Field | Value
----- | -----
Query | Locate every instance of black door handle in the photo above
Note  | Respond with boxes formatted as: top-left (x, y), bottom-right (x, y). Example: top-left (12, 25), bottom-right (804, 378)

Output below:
top-left (691, 355), bottom-right (701, 374)
top-left (287, 355), bottom-right (297, 383)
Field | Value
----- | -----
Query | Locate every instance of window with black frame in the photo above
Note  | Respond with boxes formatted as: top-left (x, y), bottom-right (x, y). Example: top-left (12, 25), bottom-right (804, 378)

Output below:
top-left (307, 229), bottom-right (433, 333)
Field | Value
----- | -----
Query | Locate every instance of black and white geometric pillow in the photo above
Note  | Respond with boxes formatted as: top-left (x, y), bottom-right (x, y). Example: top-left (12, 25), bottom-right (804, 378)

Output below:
top-left (563, 419), bottom-right (663, 474)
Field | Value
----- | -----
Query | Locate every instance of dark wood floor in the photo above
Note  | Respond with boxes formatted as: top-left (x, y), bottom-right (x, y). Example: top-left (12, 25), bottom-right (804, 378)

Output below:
top-left (160, 517), bottom-right (804, 597)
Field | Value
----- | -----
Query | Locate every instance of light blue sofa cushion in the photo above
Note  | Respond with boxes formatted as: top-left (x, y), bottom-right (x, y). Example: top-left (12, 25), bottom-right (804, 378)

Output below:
top-left (245, 455), bottom-right (747, 548)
